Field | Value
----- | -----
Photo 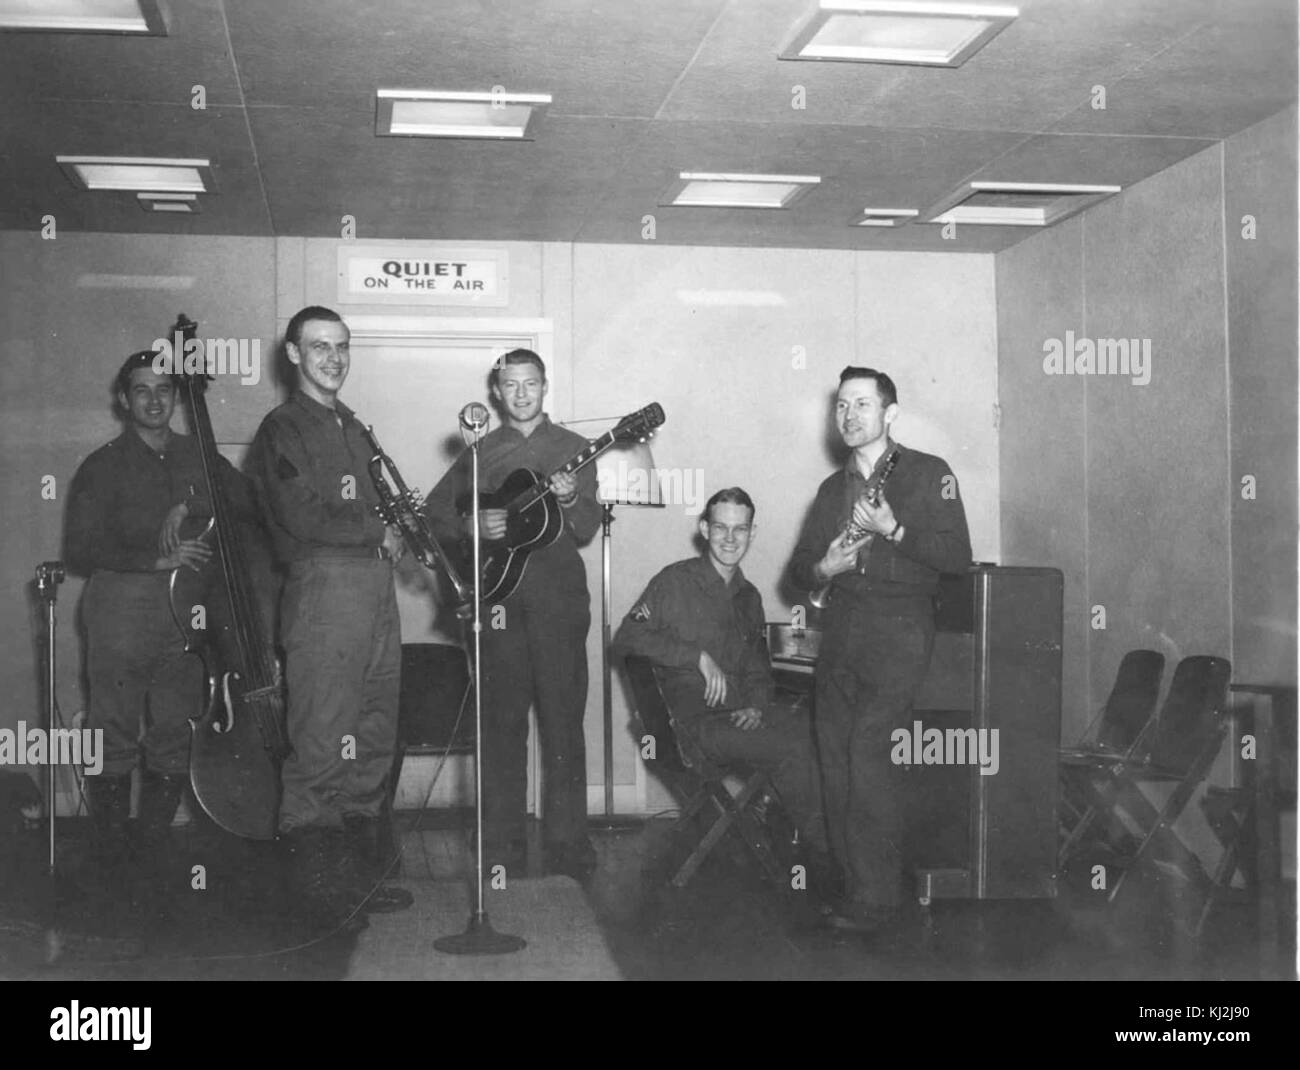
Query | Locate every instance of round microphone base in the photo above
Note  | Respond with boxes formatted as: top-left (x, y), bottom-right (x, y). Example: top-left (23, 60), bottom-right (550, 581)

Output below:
top-left (434, 912), bottom-right (526, 956)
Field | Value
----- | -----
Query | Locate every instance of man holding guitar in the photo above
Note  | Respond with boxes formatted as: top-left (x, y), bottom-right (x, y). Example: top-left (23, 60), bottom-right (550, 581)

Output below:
top-left (424, 349), bottom-right (601, 881)
top-left (788, 367), bottom-right (971, 936)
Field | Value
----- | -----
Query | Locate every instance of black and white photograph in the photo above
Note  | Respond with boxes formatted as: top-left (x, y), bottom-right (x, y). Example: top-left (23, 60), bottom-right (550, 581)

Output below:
top-left (0, 0), bottom-right (1295, 1012)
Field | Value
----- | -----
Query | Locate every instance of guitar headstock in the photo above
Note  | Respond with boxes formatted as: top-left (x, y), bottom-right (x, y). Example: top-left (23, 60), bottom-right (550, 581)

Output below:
top-left (612, 402), bottom-right (665, 444)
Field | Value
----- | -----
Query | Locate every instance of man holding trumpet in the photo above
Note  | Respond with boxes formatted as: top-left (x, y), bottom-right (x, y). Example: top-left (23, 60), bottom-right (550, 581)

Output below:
top-left (248, 305), bottom-right (412, 932)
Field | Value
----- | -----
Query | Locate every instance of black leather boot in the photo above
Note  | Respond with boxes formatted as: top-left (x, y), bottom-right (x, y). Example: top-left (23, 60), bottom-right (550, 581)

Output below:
top-left (340, 814), bottom-right (413, 914)
top-left (83, 773), bottom-right (140, 932)
top-left (280, 827), bottom-right (367, 936)
top-left (85, 774), bottom-right (133, 878)
top-left (137, 771), bottom-right (184, 871)
top-left (133, 769), bottom-right (190, 921)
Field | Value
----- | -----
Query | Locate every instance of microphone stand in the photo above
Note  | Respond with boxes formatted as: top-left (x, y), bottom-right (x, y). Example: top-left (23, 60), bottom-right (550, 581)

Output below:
top-left (435, 414), bottom-right (525, 956)
top-left (35, 561), bottom-right (66, 875)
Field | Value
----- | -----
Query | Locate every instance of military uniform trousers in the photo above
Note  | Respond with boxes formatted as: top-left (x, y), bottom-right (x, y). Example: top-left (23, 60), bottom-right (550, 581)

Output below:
top-left (278, 556), bottom-right (401, 832)
top-left (84, 571), bottom-right (201, 778)
top-left (663, 679), bottom-right (828, 853)
top-left (814, 594), bottom-right (935, 909)
top-left (479, 583), bottom-right (590, 854)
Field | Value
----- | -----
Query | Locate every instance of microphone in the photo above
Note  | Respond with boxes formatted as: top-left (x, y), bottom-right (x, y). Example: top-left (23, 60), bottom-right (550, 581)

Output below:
top-left (459, 403), bottom-right (490, 431)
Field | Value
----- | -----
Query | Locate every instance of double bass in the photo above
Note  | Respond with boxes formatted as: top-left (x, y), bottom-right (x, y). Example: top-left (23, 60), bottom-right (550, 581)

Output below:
top-left (166, 313), bottom-right (286, 839)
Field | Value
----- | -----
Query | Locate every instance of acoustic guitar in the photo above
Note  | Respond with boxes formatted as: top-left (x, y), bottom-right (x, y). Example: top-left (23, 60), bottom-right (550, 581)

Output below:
top-left (458, 403), bottom-right (664, 602)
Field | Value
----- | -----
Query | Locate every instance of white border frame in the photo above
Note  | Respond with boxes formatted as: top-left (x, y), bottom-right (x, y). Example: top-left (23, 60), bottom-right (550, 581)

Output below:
top-left (921, 181), bottom-right (1123, 227)
top-left (375, 89), bottom-right (551, 141)
top-left (56, 155), bottom-right (215, 193)
top-left (849, 207), bottom-right (919, 227)
top-left (0, 0), bottom-right (166, 34)
top-left (661, 172), bottom-right (822, 210)
top-left (779, 1), bottom-right (1018, 68)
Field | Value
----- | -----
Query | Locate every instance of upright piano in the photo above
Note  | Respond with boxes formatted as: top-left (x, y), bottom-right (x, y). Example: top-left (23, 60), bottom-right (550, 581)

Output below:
top-left (770, 564), bottom-right (1063, 902)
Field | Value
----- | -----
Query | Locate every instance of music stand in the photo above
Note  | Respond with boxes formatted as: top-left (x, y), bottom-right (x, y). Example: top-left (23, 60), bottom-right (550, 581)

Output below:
top-left (594, 441), bottom-right (663, 817)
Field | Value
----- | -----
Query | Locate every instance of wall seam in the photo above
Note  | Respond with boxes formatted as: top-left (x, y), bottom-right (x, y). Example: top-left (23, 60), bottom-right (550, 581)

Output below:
top-left (1219, 140), bottom-right (1235, 674)
top-left (569, 241), bottom-right (576, 416)
top-left (988, 254), bottom-right (1000, 566)
top-left (853, 250), bottom-right (860, 365)
top-left (1080, 212), bottom-right (1091, 718)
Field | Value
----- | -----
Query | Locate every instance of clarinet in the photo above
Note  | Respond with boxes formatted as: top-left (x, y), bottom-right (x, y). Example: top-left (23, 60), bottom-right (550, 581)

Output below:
top-left (361, 424), bottom-right (475, 620)
top-left (808, 448), bottom-right (900, 610)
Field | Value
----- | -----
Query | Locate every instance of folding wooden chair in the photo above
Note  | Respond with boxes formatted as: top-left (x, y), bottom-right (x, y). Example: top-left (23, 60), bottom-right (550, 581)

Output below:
top-left (621, 655), bottom-right (786, 891)
top-left (1197, 684), bottom-right (1296, 942)
top-left (1060, 655), bottom-right (1231, 905)
top-left (1058, 650), bottom-right (1165, 860)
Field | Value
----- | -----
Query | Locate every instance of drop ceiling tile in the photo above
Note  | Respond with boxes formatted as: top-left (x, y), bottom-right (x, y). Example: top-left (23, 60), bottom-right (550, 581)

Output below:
top-left (961, 132), bottom-right (1216, 189)
top-left (0, 99), bottom-right (258, 164)
top-left (247, 108), bottom-right (651, 240)
top-left (224, 0), bottom-right (726, 116)
top-left (0, 0), bottom-right (244, 105)
top-left (571, 119), bottom-right (1028, 248)
top-left (0, 0), bottom-right (1292, 246)
top-left (658, 0), bottom-right (1236, 132)
top-left (1048, 2), bottom-right (1297, 138)
top-left (0, 101), bottom-right (268, 234)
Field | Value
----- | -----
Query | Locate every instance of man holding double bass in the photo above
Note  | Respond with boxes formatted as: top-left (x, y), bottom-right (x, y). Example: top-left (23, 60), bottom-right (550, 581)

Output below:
top-left (65, 350), bottom-right (246, 917)
top-left (424, 349), bottom-right (600, 881)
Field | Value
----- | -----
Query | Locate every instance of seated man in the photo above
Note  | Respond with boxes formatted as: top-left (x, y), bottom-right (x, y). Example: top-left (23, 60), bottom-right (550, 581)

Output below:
top-left (614, 487), bottom-right (833, 895)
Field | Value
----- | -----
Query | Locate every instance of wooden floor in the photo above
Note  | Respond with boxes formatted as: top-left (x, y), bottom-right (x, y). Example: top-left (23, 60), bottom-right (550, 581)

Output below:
top-left (0, 811), bottom-right (1291, 982)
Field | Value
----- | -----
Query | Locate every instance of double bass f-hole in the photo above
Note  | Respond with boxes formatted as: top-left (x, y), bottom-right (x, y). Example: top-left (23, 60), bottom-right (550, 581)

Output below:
top-left (217, 673), bottom-right (238, 735)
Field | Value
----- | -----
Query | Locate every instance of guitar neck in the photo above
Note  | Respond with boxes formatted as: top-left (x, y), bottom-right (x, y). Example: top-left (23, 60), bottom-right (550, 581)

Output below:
top-left (508, 430), bottom-right (616, 513)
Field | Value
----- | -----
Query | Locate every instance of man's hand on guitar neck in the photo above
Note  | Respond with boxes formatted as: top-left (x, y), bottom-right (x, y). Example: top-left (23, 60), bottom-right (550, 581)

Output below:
top-left (548, 470), bottom-right (579, 508)
top-left (851, 492), bottom-right (898, 538)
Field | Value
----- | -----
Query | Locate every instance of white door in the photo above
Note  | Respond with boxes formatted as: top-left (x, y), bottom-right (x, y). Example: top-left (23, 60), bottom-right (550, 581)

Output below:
top-left (343, 318), bottom-right (557, 814)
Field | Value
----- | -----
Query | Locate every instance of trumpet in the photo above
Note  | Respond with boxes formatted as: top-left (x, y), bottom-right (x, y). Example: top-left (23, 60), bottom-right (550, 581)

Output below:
top-left (361, 424), bottom-right (474, 620)
top-left (808, 447), bottom-right (900, 610)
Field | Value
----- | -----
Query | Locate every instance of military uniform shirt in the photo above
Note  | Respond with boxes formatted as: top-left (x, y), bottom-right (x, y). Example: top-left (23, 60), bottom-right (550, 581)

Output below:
top-left (614, 555), bottom-right (773, 720)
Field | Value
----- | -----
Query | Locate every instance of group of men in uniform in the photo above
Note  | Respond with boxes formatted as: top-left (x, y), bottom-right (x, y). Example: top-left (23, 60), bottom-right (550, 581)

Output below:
top-left (66, 306), bottom-right (597, 935)
top-left (67, 305), bottom-right (969, 941)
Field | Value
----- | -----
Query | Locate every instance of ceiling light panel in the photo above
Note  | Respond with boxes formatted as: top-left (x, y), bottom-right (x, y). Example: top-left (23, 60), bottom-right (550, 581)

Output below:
top-left (851, 208), bottom-right (919, 227)
top-left (662, 173), bottom-right (821, 209)
top-left (922, 181), bottom-right (1121, 226)
top-left (138, 193), bottom-right (199, 214)
top-left (376, 89), bottom-right (551, 139)
top-left (0, 0), bottom-right (165, 34)
top-left (781, 1), bottom-right (1018, 67)
top-left (57, 156), bottom-right (214, 193)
